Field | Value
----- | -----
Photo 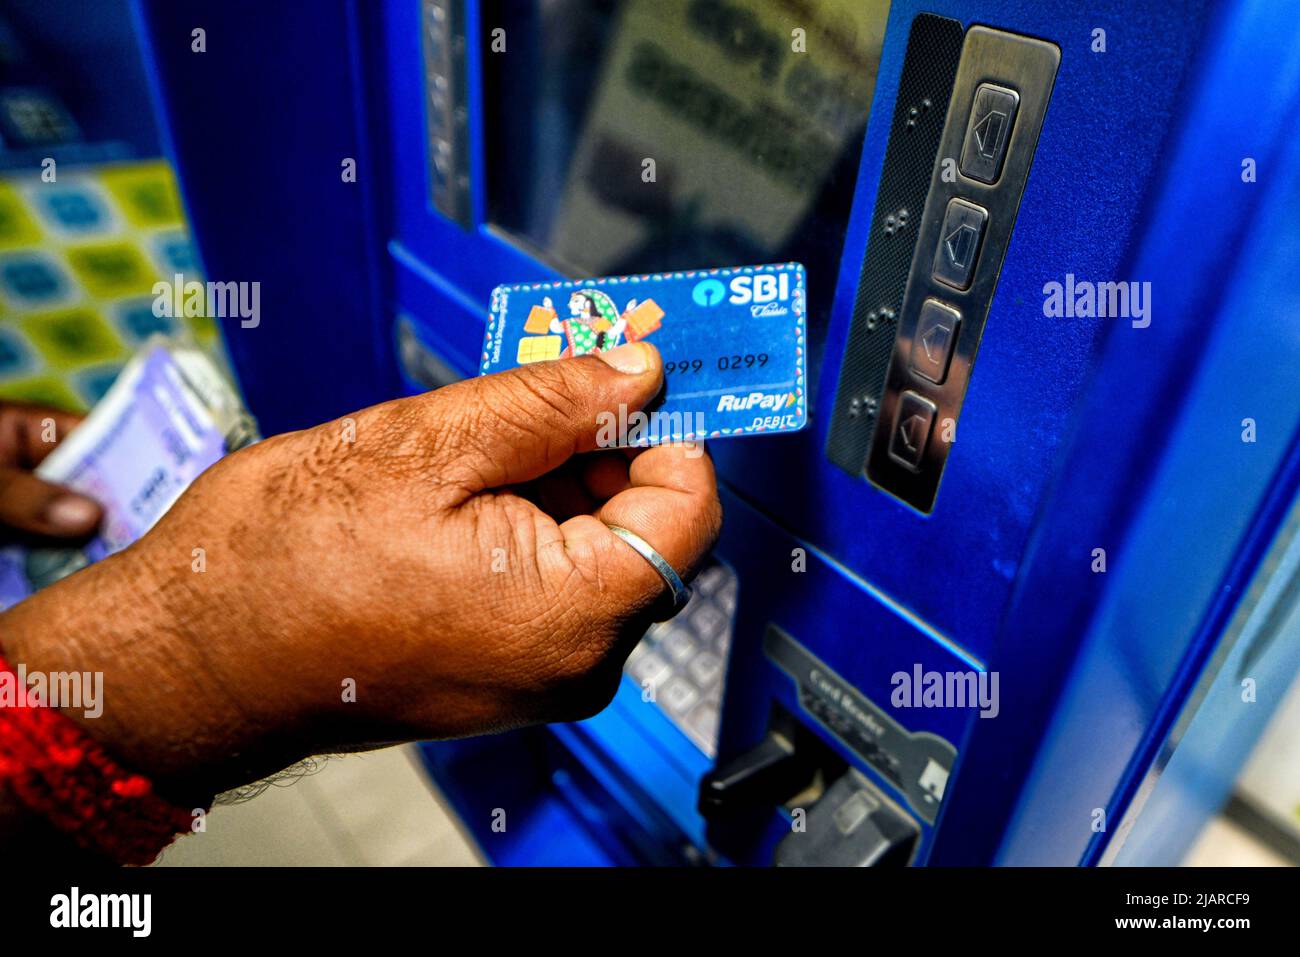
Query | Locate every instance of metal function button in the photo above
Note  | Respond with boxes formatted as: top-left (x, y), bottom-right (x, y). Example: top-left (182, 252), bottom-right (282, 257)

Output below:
top-left (960, 83), bottom-right (1020, 184)
top-left (867, 28), bottom-right (1060, 513)
top-left (824, 13), bottom-right (966, 481)
top-left (889, 392), bottom-right (937, 471)
top-left (933, 198), bottom-right (987, 290)
top-left (909, 300), bottom-right (961, 384)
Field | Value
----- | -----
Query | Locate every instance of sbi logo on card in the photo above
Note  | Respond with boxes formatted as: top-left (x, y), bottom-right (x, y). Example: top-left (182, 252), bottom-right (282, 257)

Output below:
top-left (692, 279), bottom-right (726, 307)
top-left (693, 274), bottom-right (792, 316)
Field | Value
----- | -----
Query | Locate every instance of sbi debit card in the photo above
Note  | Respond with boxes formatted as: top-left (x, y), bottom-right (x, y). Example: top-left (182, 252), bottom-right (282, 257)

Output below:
top-left (481, 263), bottom-right (807, 444)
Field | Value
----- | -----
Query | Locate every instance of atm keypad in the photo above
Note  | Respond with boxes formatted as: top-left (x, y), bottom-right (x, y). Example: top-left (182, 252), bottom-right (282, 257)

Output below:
top-left (687, 651), bottom-right (723, 688)
top-left (624, 560), bottom-right (737, 757)
top-left (662, 677), bottom-right (701, 716)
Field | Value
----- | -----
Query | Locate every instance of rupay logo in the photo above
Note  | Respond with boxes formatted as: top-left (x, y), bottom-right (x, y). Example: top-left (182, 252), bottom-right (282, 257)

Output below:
top-left (717, 391), bottom-right (797, 412)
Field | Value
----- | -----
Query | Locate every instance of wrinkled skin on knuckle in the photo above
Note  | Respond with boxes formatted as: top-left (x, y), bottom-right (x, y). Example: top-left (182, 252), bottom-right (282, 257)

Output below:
top-left (488, 371), bottom-right (574, 455)
top-left (393, 361), bottom-right (603, 497)
top-left (484, 363), bottom-right (594, 460)
top-left (502, 603), bottom-right (628, 724)
top-left (526, 594), bottom-right (653, 722)
top-left (500, 561), bottom-right (611, 681)
top-left (500, 360), bottom-right (590, 424)
top-left (401, 391), bottom-right (514, 496)
top-left (170, 423), bottom-right (393, 597)
top-left (460, 508), bottom-right (636, 721)
top-left (577, 530), bottom-right (661, 616)
top-left (347, 400), bottom-right (469, 508)
top-left (429, 504), bottom-right (563, 655)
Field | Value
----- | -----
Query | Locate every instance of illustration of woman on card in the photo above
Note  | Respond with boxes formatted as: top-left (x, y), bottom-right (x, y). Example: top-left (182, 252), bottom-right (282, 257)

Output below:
top-left (543, 289), bottom-right (628, 356)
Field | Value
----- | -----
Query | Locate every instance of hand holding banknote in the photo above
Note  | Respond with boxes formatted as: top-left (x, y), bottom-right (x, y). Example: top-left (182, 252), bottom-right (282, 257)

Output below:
top-left (1, 341), bottom-right (721, 806)
top-left (0, 403), bottom-right (102, 542)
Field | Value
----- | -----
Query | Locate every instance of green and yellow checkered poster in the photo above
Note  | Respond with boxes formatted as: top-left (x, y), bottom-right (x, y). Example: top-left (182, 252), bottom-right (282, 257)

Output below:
top-left (0, 160), bottom-right (221, 412)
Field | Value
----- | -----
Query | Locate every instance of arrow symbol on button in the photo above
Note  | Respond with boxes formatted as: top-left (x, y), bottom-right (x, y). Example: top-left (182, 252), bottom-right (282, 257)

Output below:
top-left (945, 223), bottom-right (978, 268)
top-left (973, 109), bottom-right (1007, 158)
top-left (921, 322), bottom-right (950, 363)
top-left (898, 414), bottom-right (926, 453)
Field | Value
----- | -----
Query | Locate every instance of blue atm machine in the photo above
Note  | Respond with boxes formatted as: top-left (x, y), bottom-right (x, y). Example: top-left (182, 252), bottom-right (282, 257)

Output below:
top-left (135, 0), bottom-right (1300, 865)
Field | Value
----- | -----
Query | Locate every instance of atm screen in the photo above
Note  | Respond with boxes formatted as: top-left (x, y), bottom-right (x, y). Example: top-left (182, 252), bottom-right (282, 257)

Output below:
top-left (482, 0), bottom-right (891, 334)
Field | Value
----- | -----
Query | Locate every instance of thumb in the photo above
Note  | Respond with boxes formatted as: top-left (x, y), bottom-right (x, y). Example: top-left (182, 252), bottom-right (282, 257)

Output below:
top-left (434, 342), bottom-right (663, 493)
top-left (0, 468), bottom-right (103, 539)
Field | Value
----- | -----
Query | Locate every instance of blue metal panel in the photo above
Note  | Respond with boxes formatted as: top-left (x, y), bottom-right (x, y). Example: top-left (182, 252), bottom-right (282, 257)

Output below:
top-left (929, 0), bottom-right (1300, 864)
top-left (133, 0), bottom-right (400, 435)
